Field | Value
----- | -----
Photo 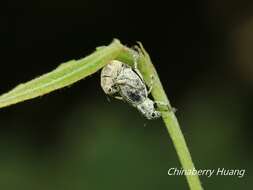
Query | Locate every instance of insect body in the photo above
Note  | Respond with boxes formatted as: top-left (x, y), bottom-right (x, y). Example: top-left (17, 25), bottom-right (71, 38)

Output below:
top-left (101, 60), bottom-right (161, 119)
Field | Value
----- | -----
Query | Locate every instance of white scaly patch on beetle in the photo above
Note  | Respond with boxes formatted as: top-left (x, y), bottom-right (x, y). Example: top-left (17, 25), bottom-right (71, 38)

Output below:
top-left (100, 60), bottom-right (161, 120)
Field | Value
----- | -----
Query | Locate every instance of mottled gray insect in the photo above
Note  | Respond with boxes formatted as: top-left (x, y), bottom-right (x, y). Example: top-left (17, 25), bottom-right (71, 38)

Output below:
top-left (101, 60), bottom-right (161, 119)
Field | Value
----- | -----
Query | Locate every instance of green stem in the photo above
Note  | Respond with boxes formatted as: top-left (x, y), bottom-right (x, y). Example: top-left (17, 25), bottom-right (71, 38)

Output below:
top-left (117, 45), bottom-right (203, 190)
top-left (0, 39), bottom-right (203, 189)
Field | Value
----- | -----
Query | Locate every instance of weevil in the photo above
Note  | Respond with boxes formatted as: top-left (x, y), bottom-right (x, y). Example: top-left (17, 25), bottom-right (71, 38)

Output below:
top-left (101, 60), bottom-right (162, 119)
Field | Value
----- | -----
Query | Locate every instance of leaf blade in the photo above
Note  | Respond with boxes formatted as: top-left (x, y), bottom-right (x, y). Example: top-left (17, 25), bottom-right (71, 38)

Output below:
top-left (0, 39), bottom-right (123, 109)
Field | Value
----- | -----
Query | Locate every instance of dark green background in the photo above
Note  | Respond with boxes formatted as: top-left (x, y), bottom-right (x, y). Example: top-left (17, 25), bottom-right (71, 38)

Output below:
top-left (1, 0), bottom-right (252, 189)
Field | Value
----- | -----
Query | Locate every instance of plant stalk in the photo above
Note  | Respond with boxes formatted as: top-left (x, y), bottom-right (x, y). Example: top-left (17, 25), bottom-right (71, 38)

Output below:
top-left (0, 39), bottom-right (203, 189)
top-left (117, 44), bottom-right (203, 190)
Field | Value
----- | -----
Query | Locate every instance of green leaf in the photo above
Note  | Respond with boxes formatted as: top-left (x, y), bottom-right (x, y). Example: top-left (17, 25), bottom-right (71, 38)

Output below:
top-left (0, 39), bottom-right (124, 109)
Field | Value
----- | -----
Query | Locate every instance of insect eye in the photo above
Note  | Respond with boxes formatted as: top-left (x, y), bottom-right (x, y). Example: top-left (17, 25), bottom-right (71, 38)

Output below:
top-left (108, 88), bottom-right (112, 93)
top-left (151, 113), bottom-right (156, 117)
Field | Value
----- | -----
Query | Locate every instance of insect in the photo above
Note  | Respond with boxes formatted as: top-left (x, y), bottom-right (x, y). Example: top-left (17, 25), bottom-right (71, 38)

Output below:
top-left (100, 59), bottom-right (162, 119)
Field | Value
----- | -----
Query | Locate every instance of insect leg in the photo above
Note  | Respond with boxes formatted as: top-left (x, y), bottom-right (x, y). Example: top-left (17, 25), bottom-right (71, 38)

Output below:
top-left (114, 96), bottom-right (124, 100)
top-left (132, 49), bottom-right (139, 70)
top-left (147, 75), bottom-right (154, 94)
top-left (154, 101), bottom-right (177, 113)
top-left (131, 50), bottom-right (144, 81)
